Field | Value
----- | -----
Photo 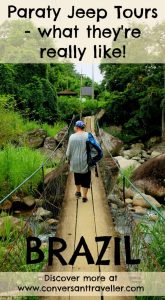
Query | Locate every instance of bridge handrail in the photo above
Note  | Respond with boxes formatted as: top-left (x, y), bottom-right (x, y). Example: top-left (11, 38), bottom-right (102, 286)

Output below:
top-left (0, 116), bottom-right (75, 205)
top-left (96, 119), bottom-right (165, 221)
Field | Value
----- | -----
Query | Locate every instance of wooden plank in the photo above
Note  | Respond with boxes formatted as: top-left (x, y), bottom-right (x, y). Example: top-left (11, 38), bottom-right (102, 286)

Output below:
top-left (73, 187), bottom-right (99, 272)
top-left (48, 173), bottom-right (77, 273)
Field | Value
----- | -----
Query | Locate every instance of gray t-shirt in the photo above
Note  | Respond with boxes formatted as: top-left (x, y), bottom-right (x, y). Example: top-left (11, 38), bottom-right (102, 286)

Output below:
top-left (66, 132), bottom-right (89, 174)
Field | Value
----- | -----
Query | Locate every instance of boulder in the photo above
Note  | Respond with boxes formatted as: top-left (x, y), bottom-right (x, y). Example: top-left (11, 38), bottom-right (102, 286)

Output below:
top-left (125, 188), bottom-right (135, 199)
top-left (141, 150), bottom-right (150, 159)
top-left (11, 195), bottom-right (21, 203)
top-left (130, 206), bottom-right (147, 215)
top-left (114, 156), bottom-right (140, 170)
top-left (132, 156), bottom-right (141, 161)
top-left (146, 136), bottom-right (161, 149)
top-left (54, 126), bottom-right (68, 143)
top-left (150, 142), bottom-right (165, 154)
top-left (132, 143), bottom-right (144, 149)
top-left (44, 137), bottom-right (57, 151)
top-left (0, 200), bottom-right (12, 211)
top-left (132, 154), bottom-right (165, 198)
top-left (108, 194), bottom-right (125, 208)
top-left (0, 216), bottom-right (32, 238)
top-left (24, 129), bottom-right (47, 149)
top-left (151, 151), bottom-right (161, 158)
top-left (46, 219), bottom-right (59, 226)
top-left (125, 198), bottom-right (133, 205)
top-left (123, 149), bottom-right (142, 159)
top-left (99, 129), bottom-right (123, 156)
top-left (35, 198), bottom-right (44, 207)
top-left (148, 213), bottom-right (159, 222)
top-left (132, 193), bottom-right (161, 209)
top-left (35, 207), bottom-right (52, 218)
top-left (23, 196), bottom-right (35, 207)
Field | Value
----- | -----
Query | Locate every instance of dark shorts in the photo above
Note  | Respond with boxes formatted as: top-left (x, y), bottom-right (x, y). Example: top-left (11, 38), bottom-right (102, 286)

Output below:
top-left (74, 171), bottom-right (91, 189)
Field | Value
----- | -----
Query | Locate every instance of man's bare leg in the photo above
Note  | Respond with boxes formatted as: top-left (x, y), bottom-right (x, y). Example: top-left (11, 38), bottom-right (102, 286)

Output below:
top-left (82, 187), bottom-right (88, 202)
top-left (76, 185), bottom-right (81, 193)
top-left (75, 185), bottom-right (81, 198)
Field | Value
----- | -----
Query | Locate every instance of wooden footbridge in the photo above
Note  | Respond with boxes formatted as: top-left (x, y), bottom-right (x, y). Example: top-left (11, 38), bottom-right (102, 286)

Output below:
top-left (46, 116), bottom-right (134, 300)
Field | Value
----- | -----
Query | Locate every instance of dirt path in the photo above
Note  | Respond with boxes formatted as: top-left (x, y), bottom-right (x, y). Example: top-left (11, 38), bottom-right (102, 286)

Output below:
top-left (44, 116), bottom-right (134, 300)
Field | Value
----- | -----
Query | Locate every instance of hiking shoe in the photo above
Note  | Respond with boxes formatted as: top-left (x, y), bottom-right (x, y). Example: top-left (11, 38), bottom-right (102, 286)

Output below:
top-left (82, 197), bottom-right (88, 203)
top-left (75, 192), bottom-right (81, 198)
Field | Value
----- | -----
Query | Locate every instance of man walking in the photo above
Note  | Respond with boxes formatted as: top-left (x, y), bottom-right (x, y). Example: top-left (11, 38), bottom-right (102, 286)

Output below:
top-left (66, 120), bottom-right (102, 202)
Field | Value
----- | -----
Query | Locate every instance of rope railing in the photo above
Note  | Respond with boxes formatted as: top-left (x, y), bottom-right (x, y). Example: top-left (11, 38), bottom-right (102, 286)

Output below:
top-left (95, 118), bottom-right (165, 221)
top-left (0, 117), bottom-right (74, 272)
top-left (0, 115), bottom-right (75, 205)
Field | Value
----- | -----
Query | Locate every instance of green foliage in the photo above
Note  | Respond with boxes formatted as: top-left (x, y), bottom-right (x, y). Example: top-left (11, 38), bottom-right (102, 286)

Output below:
top-left (132, 219), bottom-right (165, 300)
top-left (0, 145), bottom-right (45, 197)
top-left (138, 221), bottom-right (165, 272)
top-left (57, 97), bottom-right (105, 120)
top-left (100, 64), bottom-right (164, 142)
top-left (57, 97), bottom-right (83, 120)
top-left (42, 121), bottom-right (66, 137)
top-left (117, 166), bottom-right (135, 188)
top-left (0, 214), bottom-right (48, 272)
top-left (0, 104), bottom-right (66, 146)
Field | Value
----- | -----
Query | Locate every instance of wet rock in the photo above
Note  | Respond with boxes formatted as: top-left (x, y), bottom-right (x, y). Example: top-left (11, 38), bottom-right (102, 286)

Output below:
top-left (133, 193), bottom-right (161, 209)
top-left (44, 137), bottom-right (57, 151)
top-left (125, 198), bottom-right (133, 205)
top-left (132, 154), bottom-right (165, 198)
top-left (23, 129), bottom-right (47, 149)
top-left (37, 222), bottom-right (49, 234)
top-left (0, 200), bottom-right (12, 211)
top-left (114, 156), bottom-right (140, 170)
top-left (35, 207), bottom-right (52, 218)
top-left (141, 150), bottom-right (150, 159)
top-left (23, 196), bottom-right (35, 207)
top-left (132, 156), bottom-right (141, 161)
top-left (108, 195), bottom-right (125, 208)
top-left (99, 129), bottom-right (123, 156)
top-left (46, 219), bottom-right (59, 226)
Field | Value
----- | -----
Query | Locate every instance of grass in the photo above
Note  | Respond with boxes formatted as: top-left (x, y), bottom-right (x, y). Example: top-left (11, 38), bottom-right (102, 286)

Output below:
top-left (0, 213), bottom-right (48, 272)
top-left (132, 220), bottom-right (165, 272)
top-left (42, 121), bottom-right (66, 137)
top-left (117, 165), bottom-right (135, 188)
top-left (133, 221), bottom-right (165, 300)
top-left (0, 145), bottom-right (46, 198)
top-left (0, 107), bottom-right (66, 146)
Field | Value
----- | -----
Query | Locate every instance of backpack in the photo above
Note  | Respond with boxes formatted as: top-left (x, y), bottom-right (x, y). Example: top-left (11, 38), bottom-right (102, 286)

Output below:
top-left (86, 132), bottom-right (103, 167)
